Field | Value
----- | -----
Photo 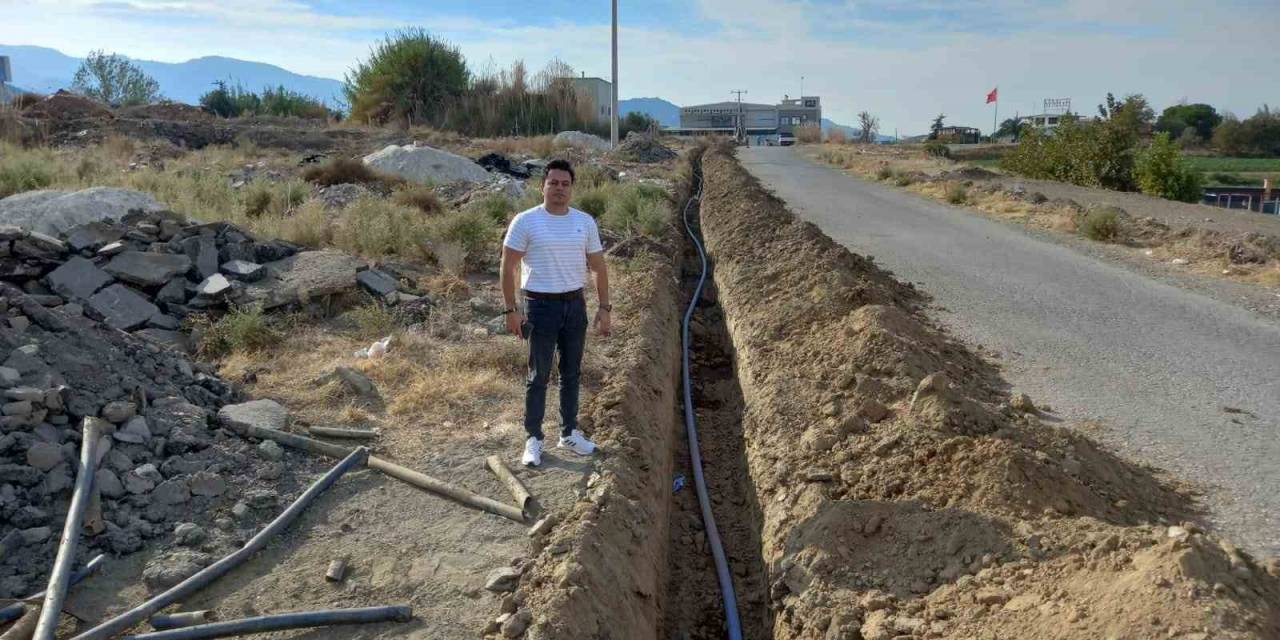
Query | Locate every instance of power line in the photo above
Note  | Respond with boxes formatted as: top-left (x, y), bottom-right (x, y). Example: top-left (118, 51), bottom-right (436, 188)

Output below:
top-left (730, 90), bottom-right (747, 142)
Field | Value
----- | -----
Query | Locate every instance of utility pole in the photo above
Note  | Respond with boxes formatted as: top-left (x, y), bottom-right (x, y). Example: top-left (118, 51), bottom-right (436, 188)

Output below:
top-left (610, 0), bottom-right (619, 148)
top-left (800, 75), bottom-right (805, 97)
top-left (730, 90), bottom-right (747, 143)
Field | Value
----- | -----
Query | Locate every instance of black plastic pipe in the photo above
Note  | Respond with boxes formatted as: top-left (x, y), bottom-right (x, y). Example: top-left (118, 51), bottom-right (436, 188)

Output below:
top-left (121, 606), bottom-right (412, 640)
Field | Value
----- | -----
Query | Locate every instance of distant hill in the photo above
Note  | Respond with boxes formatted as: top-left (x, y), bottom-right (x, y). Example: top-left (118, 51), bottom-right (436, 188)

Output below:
top-left (620, 97), bottom-right (680, 127)
top-left (822, 117), bottom-right (896, 143)
top-left (0, 44), bottom-right (346, 107)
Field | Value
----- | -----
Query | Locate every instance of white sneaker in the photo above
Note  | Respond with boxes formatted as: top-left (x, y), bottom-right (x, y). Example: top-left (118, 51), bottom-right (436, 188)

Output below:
top-left (522, 437), bottom-right (543, 467)
top-left (558, 430), bottom-right (597, 456)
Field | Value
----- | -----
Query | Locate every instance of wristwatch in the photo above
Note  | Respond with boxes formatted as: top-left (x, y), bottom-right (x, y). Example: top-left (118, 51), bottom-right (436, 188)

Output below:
top-left (502, 307), bottom-right (517, 315)
top-left (600, 303), bottom-right (613, 312)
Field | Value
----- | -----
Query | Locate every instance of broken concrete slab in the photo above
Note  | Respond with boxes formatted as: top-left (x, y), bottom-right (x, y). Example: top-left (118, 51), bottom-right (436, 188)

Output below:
top-left (231, 250), bottom-right (363, 310)
top-left (88, 284), bottom-right (159, 331)
top-left (194, 273), bottom-right (231, 298)
top-left (104, 252), bottom-right (193, 288)
top-left (221, 260), bottom-right (265, 282)
top-left (155, 278), bottom-right (187, 304)
top-left (183, 235), bottom-right (219, 280)
top-left (0, 187), bottom-right (167, 236)
top-left (217, 399), bottom-right (289, 433)
top-left (357, 269), bottom-right (398, 297)
top-left (362, 143), bottom-right (491, 185)
top-left (45, 256), bottom-right (114, 301)
top-left (65, 221), bottom-right (125, 253)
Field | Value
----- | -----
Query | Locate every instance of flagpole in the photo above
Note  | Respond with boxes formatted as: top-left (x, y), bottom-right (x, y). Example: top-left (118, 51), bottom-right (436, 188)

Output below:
top-left (993, 88), bottom-right (998, 139)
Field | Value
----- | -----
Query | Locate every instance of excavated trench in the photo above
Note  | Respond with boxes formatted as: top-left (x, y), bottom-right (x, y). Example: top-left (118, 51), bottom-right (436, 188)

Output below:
top-left (661, 174), bottom-right (771, 640)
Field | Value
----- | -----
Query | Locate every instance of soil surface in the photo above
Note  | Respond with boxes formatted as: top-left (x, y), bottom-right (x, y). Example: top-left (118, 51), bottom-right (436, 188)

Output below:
top-left (701, 143), bottom-right (1280, 639)
top-left (743, 145), bottom-right (1280, 560)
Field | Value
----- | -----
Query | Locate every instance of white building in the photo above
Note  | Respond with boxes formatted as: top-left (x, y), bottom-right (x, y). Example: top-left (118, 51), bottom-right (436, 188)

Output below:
top-left (570, 76), bottom-right (612, 126)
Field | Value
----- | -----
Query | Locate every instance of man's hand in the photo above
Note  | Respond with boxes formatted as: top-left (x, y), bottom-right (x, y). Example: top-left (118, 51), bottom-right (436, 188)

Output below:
top-left (506, 311), bottom-right (526, 338)
top-left (594, 309), bottom-right (612, 337)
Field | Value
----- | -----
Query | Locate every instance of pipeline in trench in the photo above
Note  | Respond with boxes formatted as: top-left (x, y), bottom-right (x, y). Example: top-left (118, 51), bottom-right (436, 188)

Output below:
top-left (662, 159), bottom-right (771, 640)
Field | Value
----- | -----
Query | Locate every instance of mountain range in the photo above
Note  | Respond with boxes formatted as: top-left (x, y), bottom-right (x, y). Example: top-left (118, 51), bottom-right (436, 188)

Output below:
top-left (1, 44), bottom-right (893, 140)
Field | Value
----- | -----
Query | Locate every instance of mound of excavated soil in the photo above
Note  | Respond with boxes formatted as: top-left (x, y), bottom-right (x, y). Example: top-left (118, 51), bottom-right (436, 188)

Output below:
top-left (696, 145), bottom-right (1280, 639)
top-left (21, 91), bottom-right (114, 121)
top-left (119, 102), bottom-right (215, 122)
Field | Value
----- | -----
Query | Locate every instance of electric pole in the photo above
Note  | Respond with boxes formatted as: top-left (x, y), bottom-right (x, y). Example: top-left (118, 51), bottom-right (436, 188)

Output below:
top-left (730, 90), bottom-right (747, 143)
top-left (610, 0), bottom-right (619, 148)
top-left (800, 75), bottom-right (805, 97)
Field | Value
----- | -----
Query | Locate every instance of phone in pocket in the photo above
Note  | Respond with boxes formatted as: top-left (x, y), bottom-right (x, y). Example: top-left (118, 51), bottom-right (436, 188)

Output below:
top-left (520, 320), bottom-right (532, 340)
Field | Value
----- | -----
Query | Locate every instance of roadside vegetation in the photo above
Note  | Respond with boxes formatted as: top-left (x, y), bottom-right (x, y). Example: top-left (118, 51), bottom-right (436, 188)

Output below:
top-left (199, 81), bottom-right (335, 120)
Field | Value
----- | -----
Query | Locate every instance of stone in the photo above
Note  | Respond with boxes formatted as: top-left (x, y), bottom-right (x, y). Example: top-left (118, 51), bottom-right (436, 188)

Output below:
top-left (20, 526), bottom-right (52, 545)
top-left (217, 399), bottom-right (289, 433)
top-left (1008, 392), bottom-right (1035, 413)
top-left (95, 468), bottom-right (125, 498)
top-left (14, 232), bottom-right (67, 259)
top-left (12, 506), bottom-right (49, 528)
top-left (485, 566), bottom-right (522, 593)
top-left (553, 130), bottom-right (611, 151)
top-left (257, 439), bottom-right (284, 461)
top-left (148, 313), bottom-right (181, 330)
top-left (65, 221), bottom-right (125, 252)
top-left (173, 522), bottom-right (207, 546)
top-left (0, 464), bottom-right (41, 486)
top-left (45, 257), bottom-right (114, 302)
top-left (356, 269), bottom-right (397, 297)
top-left (0, 367), bottom-right (20, 387)
top-left (25, 442), bottom-right (63, 471)
top-left (0, 187), bottom-right (166, 236)
top-left (5, 387), bottom-right (44, 402)
top-left (7, 316), bottom-right (30, 332)
top-left (362, 143), bottom-right (491, 185)
top-left (333, 366), bottom-right (378, 398)
top-left (143, 550), bottom-right (210, 591)
top-left (102, 401), bottom-right (138, 423)
top-left (135, 329), bottom-right (189, 352)
top-left (189, 471), bottom-right (228, 497)
top-left (104, 252), bottom-right (193, 288)
top-left (88, 284), bottom-right (159, 331)
top-left (231, 250), bottom-right (363, 310)
top-left (244, 489), bottom-right (278, 509)
top-left (124, 469), bottom-right (157, 495)
top-left (194, 274), bottom-right (231, 298)
top-left (113, 416), bottom-right (152, 443)
top-left (2, 401), bottom-right (32, 416)
top-left (155, 278), bottom-right (187, 305)
top-left (220, 260), bottom-right (265, 282)
top-left (231, 502), bottom-right (250, 519)
top-left (152, 478), bottom-right (191, 505)
top-left (97, 241), bottom-right (126, 257)
top-left (500, 610), bottom-right (532, 638)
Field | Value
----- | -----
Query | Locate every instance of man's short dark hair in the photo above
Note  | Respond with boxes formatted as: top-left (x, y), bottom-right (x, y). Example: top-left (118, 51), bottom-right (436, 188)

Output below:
top-left (543, 159), bottom-right (575, 183)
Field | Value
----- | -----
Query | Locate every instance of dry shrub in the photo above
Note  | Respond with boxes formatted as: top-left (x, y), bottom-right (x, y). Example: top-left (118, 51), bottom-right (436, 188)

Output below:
top-left (194, 306), bottom-right (281, 359)
top-left (249, 199), bottom-right (333, 248)
top-left (827, 129), bottom-right (847, 144)
top-left (11, 92), bottom-right (45, 110)
top-left (431, 240), bottom-right (468, 276)
top-left (333, 196), bottom-right (430, 258)
top-left (392, 184), bottom-right (443, 214)
top-left (303, 157), bottom-right (404, 189)
top-left (1049, 213), bottom-right (1078, 233)
top-left (103, 134), bottom-right (136, 161)
top-left (795, 125), bottom-right (822, 144)
top-left (343, 302), bottom-right (397, 339)
top-left (944, 181), bottom-right (969, 205)
top-left (1079, 208), bottom-right (1121, 242)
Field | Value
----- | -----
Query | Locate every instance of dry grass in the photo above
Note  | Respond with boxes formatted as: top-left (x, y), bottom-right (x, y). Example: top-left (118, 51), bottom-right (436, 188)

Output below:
top-left (391, 184), bottom-right (444, 214)
top-left (302, 157), bottom-right (405, 189)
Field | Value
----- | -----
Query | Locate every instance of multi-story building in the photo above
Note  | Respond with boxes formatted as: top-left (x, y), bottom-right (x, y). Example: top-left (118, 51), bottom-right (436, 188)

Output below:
top-left (673, 95), bottom-right (821, 140)
top-left (570, 76), bottom-right (613, 126)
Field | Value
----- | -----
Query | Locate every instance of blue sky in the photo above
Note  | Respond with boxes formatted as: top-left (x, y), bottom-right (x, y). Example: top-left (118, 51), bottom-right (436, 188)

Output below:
top-left (3, 0), bottom-right (1276, 134)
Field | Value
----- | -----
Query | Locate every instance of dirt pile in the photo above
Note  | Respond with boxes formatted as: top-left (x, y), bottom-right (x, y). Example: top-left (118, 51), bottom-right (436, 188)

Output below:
top-left (697, 145), bottom-right (1280, 639)
top-left (21, 91), bottom-right (114, 121)
top-left (611, 132), bottom-right (678, 164)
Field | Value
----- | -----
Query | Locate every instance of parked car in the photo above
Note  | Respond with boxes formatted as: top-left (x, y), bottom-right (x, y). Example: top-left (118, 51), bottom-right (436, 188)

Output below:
top-left (778, 132), bottom-right (796, 146)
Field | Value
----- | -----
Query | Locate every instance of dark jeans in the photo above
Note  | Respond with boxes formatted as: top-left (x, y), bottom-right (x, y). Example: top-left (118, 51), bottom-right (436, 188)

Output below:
top-left (523, 297), bottom-right (588, 441)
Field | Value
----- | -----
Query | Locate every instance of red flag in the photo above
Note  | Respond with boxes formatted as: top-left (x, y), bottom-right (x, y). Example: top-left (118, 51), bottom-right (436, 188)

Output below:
top-left (986, 87), bottom-right (998, 104)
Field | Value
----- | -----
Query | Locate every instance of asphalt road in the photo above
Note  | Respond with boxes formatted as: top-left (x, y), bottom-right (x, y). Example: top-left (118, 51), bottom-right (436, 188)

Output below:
top-left (739, 145), bottom-right (1280, 558)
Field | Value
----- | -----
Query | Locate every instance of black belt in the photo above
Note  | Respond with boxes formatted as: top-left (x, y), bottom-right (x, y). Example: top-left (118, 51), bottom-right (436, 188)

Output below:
top-left (523, 288), bottom-right (583, 301)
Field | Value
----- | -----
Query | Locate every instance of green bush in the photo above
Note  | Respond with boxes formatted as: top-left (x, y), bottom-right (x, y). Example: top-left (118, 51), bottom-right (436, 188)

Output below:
top-left (243, 182), bottom-right (274, 217)
top-left (71, 50), bottom-right (160, 106)
top-left (574, 164), bottom-right (616, 189)
top-left (1135, 133), bottom-right (1204, 202)
top-left (335, 196), bottom-right (430, 258)
top-left (426, 207), bottom-right (496, 262)
top-left (875, 165), bottom-right (894, 180)
top-left (1213, 106), bottom-right (1280, 157)
top-left (0, 155), bottom-right (55, 198)
top-left (196, 306), bottom-right (280, 358)
top-left (944, 181), bottom-right (968, 204)
top-left (1079, 208), bottom-right (1121, 242)
top-left (344, 302), bottom-right (397, 339)
top-left (601, 184), bottom-right (668, 237)
top-left (923, 141), bottom-right (951, 159)
top-left (894, 173), bottom-right (916, 187)
top-left (468, 193), bottom-right (515, 225)
top-left (573, 187), bottom-right (610, 218)
top-left (345, 28), bottom-right (470, 125)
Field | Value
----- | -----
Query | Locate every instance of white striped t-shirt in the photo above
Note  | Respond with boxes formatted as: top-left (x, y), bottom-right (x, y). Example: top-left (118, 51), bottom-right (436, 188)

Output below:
top-left (502, 205), bottom-right (604, 293)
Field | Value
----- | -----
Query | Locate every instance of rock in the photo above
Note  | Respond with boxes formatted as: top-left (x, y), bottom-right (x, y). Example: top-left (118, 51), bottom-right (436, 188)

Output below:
top-left (0, 464), bottom-right (41, 486)
top-left (65, 221), bottom-right (125, 252)
top-left (7, 316), bottom-right (30, 332)
top-left (332, 366), bottom-right (378, 399)
top-left (102, 401), bottom-right (138, 423)
top-left (231, 502), bottom-right (250, 519)
top-left (88, 284), bottom-right (160, 330)
top-left (189, 471), bottom-right (228, 497)
top-left (220, 260), bottom-right (265, 282)
top-left (152, 478), bottom-right (191, 505)
top-left (1028, 192), bottom-right (1049, 204)
top-left (173, 522), bottom-right (207, 546)
top-left (5, 387), bottom-right (44, 402)
top-left (124, 468), bottom-right (158, 495)
top-left (362, 143), bottom-right (491, 185)
top-left (113, 416), bottom-right (152, 443)
top-left (217, 399), bottom-right (288, 433)
top-left (95, 468), bottom-right (125, 498)
top-left (244, 489), bottom-right (278, 509)
top-left (2, 400), bottom-right (32, 416)
top-left (1010, 392), bottom-right (1037, 413)
top-left (104, 252), bottom-right (193, 288)
top-left (183, 235), bottom-right (220, 280)
top-left (0, 367), bottom-right (20, 387)
top-left (143, 550), bottom-right (210, 591)
top-left (501, 610), bottom-right (532, 638)
top-left (45, 256), bottom-right (114, 301)
top-left (25, 442), bottom-right (62, 471)
top-left (231, 250), bottom-right (362, 310)
top-left (194, 273), bottom-right (231, 298)
top-left (485, 566), bottom-right (522, 593)
top-left (135, 329), bottom-right (189, 352)
top-left (0, 187), bottom-right (166, 236)
top-left (14, 232), bottom-right (67, 259)
top-left (356, 269), bottom-right (397, 297)
top-left (976, 589), bottom-right (1010, 606)
top-left (553, 130), bottom-right (610, 152)
top-left (12, 506), bottom-right (49, 528)
top-left (156, 278), bottom-right (187, 305)
top-left (20, 526), bottom-right (52, 545)
top-left (97, 241), bottom-right (126, 257)
top-left (257, 439), bottom-right (284, 461)
top-left (148, 313), bottom-right (181, 330)
top-left (860, 610), bottom-right (893, 640)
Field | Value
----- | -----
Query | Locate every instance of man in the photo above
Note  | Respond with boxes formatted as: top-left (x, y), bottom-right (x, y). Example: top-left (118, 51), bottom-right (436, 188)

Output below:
top-left (501, 159), bottom-right (611, 467)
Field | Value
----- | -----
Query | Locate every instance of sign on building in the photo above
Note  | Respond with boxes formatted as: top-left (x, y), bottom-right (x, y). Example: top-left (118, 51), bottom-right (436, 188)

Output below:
top-left (1043, 98), bottom-right (1071, 115)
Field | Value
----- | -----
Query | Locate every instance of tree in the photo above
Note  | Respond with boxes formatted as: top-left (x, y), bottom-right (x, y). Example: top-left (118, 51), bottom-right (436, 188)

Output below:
top-left (619, 111), bottom-right (658, 137)
top-left (1135, 132), bottom-right (1203, 202)
top-left (345, 28), bottom-right (470, 125)
top-left (929, 114), bottom-right (946, 140)
top-left (1097, 93), bottom-right (1154, 134)
top-left (1213, 106), bottom-right (1280, 157)
top-left (1155, 103), bottom-right (1221, 142)
top-left (70, 50), bottom-right (160, 106)
top-left (994, 117), bottom-right (1024, 140)
top-left (856, 111), bottom-right (880, 143)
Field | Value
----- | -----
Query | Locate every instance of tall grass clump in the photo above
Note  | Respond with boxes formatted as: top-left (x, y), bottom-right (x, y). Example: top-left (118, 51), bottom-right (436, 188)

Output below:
top-left (195, 306), bottom-right (281, 358)
top-left (468, 193), bottom-right (515, 225)
top-left (1079, 207), bottom-right (1121, 242)
top-left (392, 184), bottom-right (444, 214)
top-left (944, 181), bottom-right (969, 204)
top-left (334, 196), bottom-right (431, 258)
top-left (0, 152), bottom-right (56, 197)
